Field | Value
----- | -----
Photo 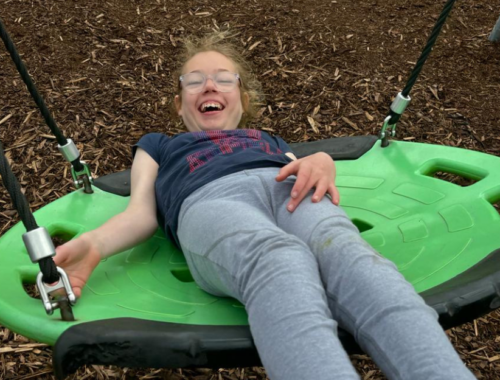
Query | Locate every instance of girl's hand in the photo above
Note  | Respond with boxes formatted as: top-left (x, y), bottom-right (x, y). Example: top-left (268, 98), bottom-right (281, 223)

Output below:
top-left (275, 152), bottom-right (340, 212)
top-left (53, 234), bottom-right (102, 298)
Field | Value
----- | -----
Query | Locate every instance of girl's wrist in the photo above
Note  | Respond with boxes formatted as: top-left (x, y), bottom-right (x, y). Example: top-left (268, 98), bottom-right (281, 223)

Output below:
top-left (79, 231), bottom-right (104, 259)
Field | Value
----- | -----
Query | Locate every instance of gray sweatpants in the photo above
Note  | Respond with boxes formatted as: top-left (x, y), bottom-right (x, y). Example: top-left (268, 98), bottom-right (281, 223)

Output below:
top-left (177, 168), bottom-right (475, 380)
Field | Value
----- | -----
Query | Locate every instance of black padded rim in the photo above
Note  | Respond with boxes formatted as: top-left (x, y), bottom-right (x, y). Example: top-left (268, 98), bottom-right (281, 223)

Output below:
top-left (52, 318), bottom-right (359, 380)
top-left (92, 135), bottom-right (379, 197)
top-left (52, 321), bottom-right (260, 379)
top-left (53, 247), bottom-right (500, 379)
top-left (290, 135), bottom-right (378, 160)
top-left (422, 248), bottom-right (500, 329)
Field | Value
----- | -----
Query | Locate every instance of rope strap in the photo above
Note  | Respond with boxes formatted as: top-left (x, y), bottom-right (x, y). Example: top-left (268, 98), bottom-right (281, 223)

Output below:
top-left (0, 141), bottom-right (59, 283)
top-left (381, 0), bottom-right (458, 147)
top-left (401, 0), bottom-right (457, 99)
top-left (0, 17), bottom-right (85, 173)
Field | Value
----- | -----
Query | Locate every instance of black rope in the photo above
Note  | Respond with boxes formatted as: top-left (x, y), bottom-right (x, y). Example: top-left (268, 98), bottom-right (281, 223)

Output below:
top-left (0, 142), bottom-right (37, 231)
top-left (39, 258), bottom-right (60, 284)
top-left (0, 18), bottom-right (85, 174)
top-left (401, 0), bottom-right (457, 98)
top-left (381, 0), bottom-right (457, 147)
top-left (0, 17), bottom-right (66, 146)
top-left (0, 141), bottom-right (59, 283)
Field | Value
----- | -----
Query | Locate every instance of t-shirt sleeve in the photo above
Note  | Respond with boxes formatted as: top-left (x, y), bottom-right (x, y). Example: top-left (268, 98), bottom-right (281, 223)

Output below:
top-left (132, 133), bottom-right (168, 165)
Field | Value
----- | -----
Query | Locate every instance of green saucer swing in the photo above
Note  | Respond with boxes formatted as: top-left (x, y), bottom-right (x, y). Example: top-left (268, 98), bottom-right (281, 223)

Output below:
top-left (1, 0), bottom-right (500, 378)
top-left (1, 136), bottom-right (500, 378)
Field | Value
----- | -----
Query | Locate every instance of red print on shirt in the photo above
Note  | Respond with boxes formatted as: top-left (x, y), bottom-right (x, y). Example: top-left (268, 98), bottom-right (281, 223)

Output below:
top-left (186, 130), bottom-right (282, 173)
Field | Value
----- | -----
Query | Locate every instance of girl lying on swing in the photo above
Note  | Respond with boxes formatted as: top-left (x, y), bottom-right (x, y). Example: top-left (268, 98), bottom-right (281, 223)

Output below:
top-left (54, 33), bottom-right (475, 380)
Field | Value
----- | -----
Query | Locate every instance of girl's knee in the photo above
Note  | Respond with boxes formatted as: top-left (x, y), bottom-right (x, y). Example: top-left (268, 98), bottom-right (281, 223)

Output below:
top-left (249, 233), bottom-right (317, 270)
top-left (309, 216), bottom-right (366, 251)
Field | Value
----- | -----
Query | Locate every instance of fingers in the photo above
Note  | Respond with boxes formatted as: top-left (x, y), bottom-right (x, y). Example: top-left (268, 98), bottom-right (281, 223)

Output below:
top-left (287, 172), bottom-right (315, 211)
top-left (73, 286), bottom-right (82, 299)
top-left (329, 184), bottom-right (340, 205)
top-left (290, 165), bottom-right (311, 199)
top-left (275, 160), bottom-right (299, 182)
top-left (287, 179), bottom-right (341, 212)
top-left (278, 153), bottom-right (340, 212)
top-left (312, 180), bottom-right (329, 203)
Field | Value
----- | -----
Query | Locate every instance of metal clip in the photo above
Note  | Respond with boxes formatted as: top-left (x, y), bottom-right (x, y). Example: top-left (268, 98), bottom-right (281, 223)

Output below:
top-left (379, 115), bottom-right (394, 140)
top-left (379, 92), bottom-right (412, 147)
top-left (379, 115), bottom-right (398, 147)
top-left (71, 161), bottom-right (93, 193)
top-left (36, 267), bottom-right (77, 315)
top-left (58, 139), bottom-right (93, 193)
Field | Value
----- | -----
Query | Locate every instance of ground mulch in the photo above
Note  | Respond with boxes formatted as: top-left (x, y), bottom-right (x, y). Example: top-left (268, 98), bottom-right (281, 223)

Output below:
top-left (1, 0), bottom-right (500, 378)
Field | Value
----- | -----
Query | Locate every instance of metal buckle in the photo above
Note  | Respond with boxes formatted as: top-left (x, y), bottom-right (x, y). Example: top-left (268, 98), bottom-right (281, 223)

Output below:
top-left (71, 161), bottom-right (93, 193)
top-left (380, 115), bottom-right (397, 138)
top-left (36, 267), bottom-right (77, 315)
top-left (379, 115), bottom-right (398, 147)
top-left (379, 92), bottom-right (411, 146)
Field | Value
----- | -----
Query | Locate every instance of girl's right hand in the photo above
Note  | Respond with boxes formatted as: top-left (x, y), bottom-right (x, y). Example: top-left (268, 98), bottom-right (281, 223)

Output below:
top-left (53, 234), bottom-right (102, 298)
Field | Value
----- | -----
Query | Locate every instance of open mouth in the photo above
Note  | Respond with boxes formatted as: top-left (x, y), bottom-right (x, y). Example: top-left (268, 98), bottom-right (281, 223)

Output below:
top-left (199, 102), bottom-right (225, 114)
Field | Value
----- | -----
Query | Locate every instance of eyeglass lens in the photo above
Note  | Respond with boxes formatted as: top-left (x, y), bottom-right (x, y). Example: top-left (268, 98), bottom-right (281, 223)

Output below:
top-left (182, 72), bottom-right (238, 93)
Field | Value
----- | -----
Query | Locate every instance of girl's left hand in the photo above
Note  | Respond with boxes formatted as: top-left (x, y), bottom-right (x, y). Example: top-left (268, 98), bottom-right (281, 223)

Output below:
top-left (275, 152), bottom-right (340, 212)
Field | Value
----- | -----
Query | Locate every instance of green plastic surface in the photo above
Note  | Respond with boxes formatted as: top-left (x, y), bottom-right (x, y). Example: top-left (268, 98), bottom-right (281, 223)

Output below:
top-left (1, 139), bottom-right (500, 345)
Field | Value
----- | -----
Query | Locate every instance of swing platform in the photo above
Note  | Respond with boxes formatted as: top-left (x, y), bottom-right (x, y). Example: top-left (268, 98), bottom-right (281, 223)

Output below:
top-left (1, 136), bottom-right (500, 378)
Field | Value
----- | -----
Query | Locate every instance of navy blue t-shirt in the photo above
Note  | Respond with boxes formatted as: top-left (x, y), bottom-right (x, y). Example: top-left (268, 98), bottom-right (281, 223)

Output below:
top-left (133, 129), bottom-right (292, 247)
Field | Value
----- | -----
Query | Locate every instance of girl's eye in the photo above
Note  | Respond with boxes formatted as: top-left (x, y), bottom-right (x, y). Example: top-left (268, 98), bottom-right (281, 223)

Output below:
top-left (187, 81), bottom-right (203, 86)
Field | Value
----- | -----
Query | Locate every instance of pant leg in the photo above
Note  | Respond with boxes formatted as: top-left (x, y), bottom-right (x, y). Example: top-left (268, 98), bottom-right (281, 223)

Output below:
top-left (256, 168), bottom-right (475, 380)
top-left (177, 170), bottom-right (360, 380)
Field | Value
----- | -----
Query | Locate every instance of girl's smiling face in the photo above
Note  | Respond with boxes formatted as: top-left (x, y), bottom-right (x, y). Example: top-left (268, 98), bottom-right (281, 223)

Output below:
top-left (175, 51), bottom-right (249, 132)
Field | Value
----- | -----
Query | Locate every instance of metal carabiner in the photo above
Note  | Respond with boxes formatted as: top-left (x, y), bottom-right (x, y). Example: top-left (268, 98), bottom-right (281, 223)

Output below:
top-left (379, 92), bottom-right (411, 147)
top-left (380, 115), bottom-right (392, 139)
top-left (36, 266), bottom-right (77, 316)
top-left (379, 115), bottom-right (397, 147)
top-left (71, 161), bottom-right (93, 193)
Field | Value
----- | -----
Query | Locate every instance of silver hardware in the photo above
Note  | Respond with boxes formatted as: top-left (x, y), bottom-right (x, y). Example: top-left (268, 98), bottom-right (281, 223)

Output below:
top-left (58, 139), bottom-right (93, 192)
top-left (71, 161), bottom-right (94, 192)
top-left (379, 92), bottom-right (412, 145)
top-left (379, 115), bottom-right (395, 140)
top-left (36, 267), bottom-right (77, 315)
top-left (57, 139), bottom-right (80, 162)
top-left (22, 227), bottom-right (55, 263)
top-left (390, 92), bottom-right (411, 114)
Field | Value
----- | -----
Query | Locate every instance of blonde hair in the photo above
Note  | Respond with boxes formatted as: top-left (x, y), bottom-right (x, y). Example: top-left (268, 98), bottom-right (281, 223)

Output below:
top-left (172, 32), bottom-right (263, 127)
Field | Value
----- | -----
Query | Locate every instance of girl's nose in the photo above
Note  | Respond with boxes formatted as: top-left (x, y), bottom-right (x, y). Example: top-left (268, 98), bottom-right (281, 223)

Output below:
top-left (204, 77), bottom-right (218, 92)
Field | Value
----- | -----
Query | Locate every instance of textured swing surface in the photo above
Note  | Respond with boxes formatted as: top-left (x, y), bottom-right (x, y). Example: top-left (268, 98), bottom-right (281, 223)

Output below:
top-left (1, 138), bottom-right (500, 374)
top-left (1, 138), bottom-right (500, 341)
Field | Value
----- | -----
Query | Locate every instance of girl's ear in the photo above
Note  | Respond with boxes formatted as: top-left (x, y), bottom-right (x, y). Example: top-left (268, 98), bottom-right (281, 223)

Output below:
top-left (242, 92), bottom-right (250, 112)
top-left (174, 95), bottom-right (182, 116)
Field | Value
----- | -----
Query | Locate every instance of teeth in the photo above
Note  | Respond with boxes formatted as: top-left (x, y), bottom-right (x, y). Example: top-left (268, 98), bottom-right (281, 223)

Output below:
top-left (201, 102), bottom-right (223, 112)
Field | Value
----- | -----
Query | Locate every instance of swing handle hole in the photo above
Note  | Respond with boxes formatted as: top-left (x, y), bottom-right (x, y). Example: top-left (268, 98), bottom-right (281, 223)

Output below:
top-left (419, 160), bottom-right (487, 187)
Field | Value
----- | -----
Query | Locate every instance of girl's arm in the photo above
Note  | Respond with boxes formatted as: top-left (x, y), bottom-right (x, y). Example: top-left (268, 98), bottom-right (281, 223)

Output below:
top-left (85, 148), bottom-right (159, 258)
top-left (54, 148), bottom-right (159, 297)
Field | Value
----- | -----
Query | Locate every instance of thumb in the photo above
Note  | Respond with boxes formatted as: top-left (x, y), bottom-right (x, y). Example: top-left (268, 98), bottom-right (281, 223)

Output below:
top-left (53, 243), bottom-right (70, 266)
top-left (71, 285), bottom-right (83, 299)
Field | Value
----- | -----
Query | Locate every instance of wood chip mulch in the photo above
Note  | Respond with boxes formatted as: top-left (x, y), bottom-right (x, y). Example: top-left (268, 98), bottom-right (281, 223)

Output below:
top-left (1, 0), bottom-right (500, 378)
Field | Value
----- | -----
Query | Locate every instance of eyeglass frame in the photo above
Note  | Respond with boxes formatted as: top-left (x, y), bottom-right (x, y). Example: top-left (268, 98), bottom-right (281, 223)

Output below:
top-left (178, 71), bottom-right (242, 94)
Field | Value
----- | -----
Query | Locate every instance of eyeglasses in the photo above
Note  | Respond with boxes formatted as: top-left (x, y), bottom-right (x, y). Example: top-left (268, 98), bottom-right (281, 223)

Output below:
top-left (179, 72), bottom-right (241, 94)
